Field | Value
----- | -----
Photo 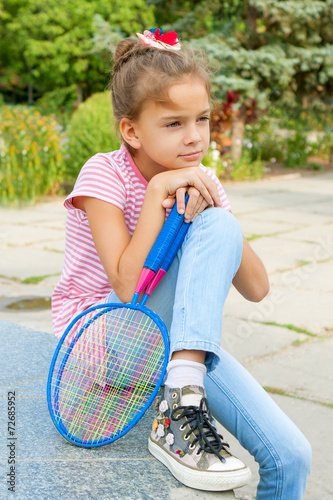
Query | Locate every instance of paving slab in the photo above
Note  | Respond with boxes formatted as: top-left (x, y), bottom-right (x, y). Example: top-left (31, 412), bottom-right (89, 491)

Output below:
top-left (243, 336), bottom-right (333, 405)
top-left (226, 191), bottom-right (329, 215)
top-left (235, 217), bottom-right (297, 240)
top-left (236, 207), bottom-right (333, 227)
top-left (0, 199), bottom-right (66, 224)
top-left (0, 225), bottom-right (65, 247)
top-left (0, 275), bottom-right (59, 299)
top-left (292, 198), bottom-right (333, 217)
top-left (0, 321), bottom-right (236, 500)
top-left (0, 246), bottom-right (64, 280)
top-left (0, 309), bottom-right (54, 334)
top-left (276, 222), bottom-right (333, 244)
top-left (225, 285), bottom-right (333, 336)
top-left (247, 236), bottom-right (329, 275)
top-left (221, 317), bottom-right (308, 362)
top-left (269, 259), bottom-right (333, 294)
top-left (226, 172), bottom-right (333, 196)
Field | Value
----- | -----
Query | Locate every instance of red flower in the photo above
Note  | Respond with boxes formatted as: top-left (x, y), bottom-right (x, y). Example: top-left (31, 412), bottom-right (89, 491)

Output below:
top-left (154, 29), bottom-right (179, 46)
top-left (164, 418), bottom-right (171, 427)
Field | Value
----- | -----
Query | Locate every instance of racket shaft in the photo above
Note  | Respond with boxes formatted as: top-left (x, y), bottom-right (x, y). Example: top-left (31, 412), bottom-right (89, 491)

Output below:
top-left (144, 197), bottom-right (188, 271)
top-left (144, 220), bottom-right (191, 296)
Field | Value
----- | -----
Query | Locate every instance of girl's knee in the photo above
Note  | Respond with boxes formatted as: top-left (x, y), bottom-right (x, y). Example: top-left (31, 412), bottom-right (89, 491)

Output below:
top-left (195, 207), bottom-right (243, 243)
top-left (262, 431), bottom-right (312, 484)
top-left (288, 433), bottom-right (312, 476)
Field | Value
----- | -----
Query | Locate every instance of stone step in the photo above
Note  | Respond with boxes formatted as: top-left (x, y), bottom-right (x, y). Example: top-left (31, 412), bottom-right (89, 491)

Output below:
top-left (0, 321), bottom-right (236, 499)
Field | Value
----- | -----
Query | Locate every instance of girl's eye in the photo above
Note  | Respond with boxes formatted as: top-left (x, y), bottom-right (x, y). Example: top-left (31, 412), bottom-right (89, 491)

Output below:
top-left (166, 121), bottom-right (181, 128)
top-left (198, 116), bottom-right (210, 123)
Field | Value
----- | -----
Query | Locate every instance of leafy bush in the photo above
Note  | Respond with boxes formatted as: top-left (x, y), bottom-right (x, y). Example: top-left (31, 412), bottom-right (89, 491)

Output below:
top-left (36, 85), bottom-right (78, 126)
top-left (0, 106), bottom-right (64, 206)
top-left (65, 92), bottom-right (120, 182)
top-left (244, 114), bottom-right (329, 168)
top-left (229, 149), bottom-right (266, 180)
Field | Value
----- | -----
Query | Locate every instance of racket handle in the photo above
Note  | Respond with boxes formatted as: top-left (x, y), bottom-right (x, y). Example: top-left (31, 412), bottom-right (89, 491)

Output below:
top-left (144, 220), bottom-right (191, 297)
top-left (135, 196), bottom-right (188, 294)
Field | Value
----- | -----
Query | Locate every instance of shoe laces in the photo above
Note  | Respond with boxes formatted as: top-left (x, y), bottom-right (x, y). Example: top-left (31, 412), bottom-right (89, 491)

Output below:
top-left (171, 397), bottom-right (230, 462)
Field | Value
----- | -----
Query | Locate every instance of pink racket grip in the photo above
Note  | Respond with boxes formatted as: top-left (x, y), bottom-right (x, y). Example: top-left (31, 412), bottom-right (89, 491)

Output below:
top-left (144, 268), bottom-right (166, 296)
top-left (135, 268), bottom-right (156, 295)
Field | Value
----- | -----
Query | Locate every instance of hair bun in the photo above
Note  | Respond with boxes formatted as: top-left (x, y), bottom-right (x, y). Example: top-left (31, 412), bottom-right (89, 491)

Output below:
top-left (113, 38), bottom-right (141, 70)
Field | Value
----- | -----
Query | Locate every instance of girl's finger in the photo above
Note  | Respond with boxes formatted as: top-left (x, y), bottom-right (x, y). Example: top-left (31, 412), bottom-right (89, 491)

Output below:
top-left (175, 187), bottom-right (186, 215)
top-left (162, 197), bottom-right (176, 209)
top-left (184, 188), bottom-right (200, 221)
top-left (191, 196), bottom-right (210, 222)
top-left (197, 171), bottom-right (221, 207)
top-left (190, 177), bottom-right (214, 207)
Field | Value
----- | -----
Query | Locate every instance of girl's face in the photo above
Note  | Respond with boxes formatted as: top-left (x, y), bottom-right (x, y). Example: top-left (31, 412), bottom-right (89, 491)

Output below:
top-left (127, 78), bottom-right (211, 180)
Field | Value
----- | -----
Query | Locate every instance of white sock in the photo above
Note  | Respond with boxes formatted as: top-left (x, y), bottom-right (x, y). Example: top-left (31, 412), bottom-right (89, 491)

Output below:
top-left (165, 359), bottom-right (207, 389)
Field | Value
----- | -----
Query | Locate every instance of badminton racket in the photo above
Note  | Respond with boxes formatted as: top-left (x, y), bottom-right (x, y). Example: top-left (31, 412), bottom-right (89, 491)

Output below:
top-left (47, 199), bottom-right (191, 447)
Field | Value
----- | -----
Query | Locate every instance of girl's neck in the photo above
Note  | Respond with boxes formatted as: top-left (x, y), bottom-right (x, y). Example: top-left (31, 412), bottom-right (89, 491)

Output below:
top-left (131, 148), bottom-right (167, 182)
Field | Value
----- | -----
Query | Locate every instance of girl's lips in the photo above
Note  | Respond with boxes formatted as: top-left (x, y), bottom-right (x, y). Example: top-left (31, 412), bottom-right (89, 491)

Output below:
top-left (179, 151), bottom-right (201, 160)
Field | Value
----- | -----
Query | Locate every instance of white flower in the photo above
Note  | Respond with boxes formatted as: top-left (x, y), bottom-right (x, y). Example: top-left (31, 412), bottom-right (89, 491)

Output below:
top-left (210, 141), bottom-right (217, 150)
top-left (212, 150), bottom-right (220, 161)
top-left (165, 433), bottom-right (174, 446)
top-left (157, 424), bottom-right (165, 437)
top-left (159, 400), bottom-right (168, 413)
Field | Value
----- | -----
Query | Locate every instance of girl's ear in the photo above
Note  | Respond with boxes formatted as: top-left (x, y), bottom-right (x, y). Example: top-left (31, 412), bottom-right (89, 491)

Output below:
top-left (120, 118), bottom-right (142, 150)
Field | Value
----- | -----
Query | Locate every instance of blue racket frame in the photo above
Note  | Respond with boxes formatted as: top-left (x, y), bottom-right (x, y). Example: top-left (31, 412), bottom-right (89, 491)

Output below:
top-left (47, 302), bottom-right (170, 447)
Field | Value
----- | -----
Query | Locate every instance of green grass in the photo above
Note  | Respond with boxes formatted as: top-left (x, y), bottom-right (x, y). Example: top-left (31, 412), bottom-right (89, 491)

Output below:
top-left (261, 321), bottom-right (316, 337)
top-left (21, 273), bottom-right (60, 285)
top-left (291, 338), bottom-right (311, 347)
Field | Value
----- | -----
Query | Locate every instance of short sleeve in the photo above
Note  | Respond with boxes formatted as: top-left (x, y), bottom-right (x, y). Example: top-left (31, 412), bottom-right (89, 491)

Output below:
top-left (64, 153), bottom-right (127, 212)
top-left (199, 165), bottom-right (231, 212)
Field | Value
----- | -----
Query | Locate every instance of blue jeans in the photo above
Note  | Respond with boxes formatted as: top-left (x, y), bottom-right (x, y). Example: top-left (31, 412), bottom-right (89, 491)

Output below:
top-left (108, 207), bottom-right (311, 499)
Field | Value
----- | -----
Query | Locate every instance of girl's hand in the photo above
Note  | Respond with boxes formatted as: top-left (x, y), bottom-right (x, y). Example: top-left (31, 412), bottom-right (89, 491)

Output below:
top-left (162, 187), bottom-right (212, 222)
top-left (151, 167), bottom-right (221, 218)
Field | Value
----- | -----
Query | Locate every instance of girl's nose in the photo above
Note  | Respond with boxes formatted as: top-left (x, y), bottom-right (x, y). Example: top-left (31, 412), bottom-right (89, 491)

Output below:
top-left (183, 124), bottom-right (201, 145)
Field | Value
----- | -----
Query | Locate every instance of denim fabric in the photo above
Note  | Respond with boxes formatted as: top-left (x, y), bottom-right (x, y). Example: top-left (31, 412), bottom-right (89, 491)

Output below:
top-left (108, 207), bottom-right (311, 498)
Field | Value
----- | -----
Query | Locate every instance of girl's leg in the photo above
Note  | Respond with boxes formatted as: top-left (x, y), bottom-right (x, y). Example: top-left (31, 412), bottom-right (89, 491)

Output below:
top-left (168, 207), bottom-right (244, 371)
top-left (205, 350), bottom-right (312, 499)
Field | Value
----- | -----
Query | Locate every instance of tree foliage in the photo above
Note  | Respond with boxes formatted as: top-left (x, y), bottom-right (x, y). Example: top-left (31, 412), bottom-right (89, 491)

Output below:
top-left (0, 0), bottom-right (154, 103)
top-left (178, 0), bottom-right (333, 108)
top-left (1, 0), bottom-right (332, 114)
top-left (153, 0), bottom-right (333, 159)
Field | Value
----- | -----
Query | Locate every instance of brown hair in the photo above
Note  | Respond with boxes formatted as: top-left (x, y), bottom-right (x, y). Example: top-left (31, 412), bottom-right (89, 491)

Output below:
top-left (109, 37), bottom-right (211, 155)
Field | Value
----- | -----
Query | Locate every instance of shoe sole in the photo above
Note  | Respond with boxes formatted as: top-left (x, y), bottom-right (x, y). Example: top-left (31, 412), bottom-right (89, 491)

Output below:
top-left (148, 438), bottom-right (252, 491)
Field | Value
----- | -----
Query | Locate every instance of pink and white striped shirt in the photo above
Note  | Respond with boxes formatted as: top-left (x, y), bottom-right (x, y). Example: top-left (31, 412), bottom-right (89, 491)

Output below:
top-left (52, 144), bottom-right (231, 338)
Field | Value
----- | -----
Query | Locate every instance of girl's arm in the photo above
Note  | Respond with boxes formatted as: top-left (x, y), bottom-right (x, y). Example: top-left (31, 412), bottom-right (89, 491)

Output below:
top-left (74, 166), bottom-right (221, 303)
top-left (232, 236), bottom-right (270, 302)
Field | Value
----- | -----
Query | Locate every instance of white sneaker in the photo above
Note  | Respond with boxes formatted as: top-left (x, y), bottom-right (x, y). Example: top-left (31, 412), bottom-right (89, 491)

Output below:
top-left (148, 385), bottom-right (252, 491)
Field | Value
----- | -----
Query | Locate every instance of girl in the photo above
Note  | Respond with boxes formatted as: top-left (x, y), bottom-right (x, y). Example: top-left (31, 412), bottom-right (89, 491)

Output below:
top-left (52, 30), bottom-right (311, 497)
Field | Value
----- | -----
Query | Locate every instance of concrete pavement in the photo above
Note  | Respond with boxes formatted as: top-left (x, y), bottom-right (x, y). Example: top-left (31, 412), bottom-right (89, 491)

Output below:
top-left (0, 171), bottom-right (332, 499)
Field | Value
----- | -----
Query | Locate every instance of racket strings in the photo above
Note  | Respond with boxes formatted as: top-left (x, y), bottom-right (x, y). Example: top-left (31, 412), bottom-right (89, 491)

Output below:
top-left (50, 306), bottom-right (166, 445)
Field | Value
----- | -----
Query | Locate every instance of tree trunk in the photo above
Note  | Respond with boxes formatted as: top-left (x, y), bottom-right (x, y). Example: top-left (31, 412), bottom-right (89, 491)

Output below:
top-left (231, 107), bottom-right (246, 162)
top-left (245, 0), bottom-right (258, 48)
top-left (28, 66), bottom-right (33, 104)
top-left (75, 83), bottom-right (83, 108)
